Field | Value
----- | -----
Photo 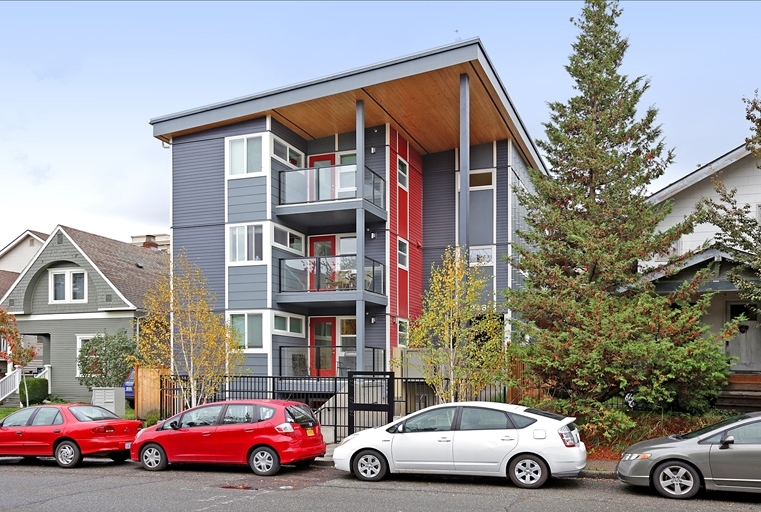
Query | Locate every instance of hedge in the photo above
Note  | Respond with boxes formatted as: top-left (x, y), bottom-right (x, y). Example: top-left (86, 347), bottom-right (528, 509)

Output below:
top-left (19, 377), bottom-right (49, 405)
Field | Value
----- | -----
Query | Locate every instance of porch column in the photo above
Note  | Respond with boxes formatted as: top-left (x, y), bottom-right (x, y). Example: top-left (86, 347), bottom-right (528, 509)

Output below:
top-left (356, 207), bottom-right (366, 372)
top-left (355, 100), bottom-right (366, 372)
top-left (459, 73), bottom-right (470, 248)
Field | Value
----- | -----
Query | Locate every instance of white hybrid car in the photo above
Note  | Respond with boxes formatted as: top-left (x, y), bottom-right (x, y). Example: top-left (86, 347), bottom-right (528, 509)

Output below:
top-left (333, 401), bottom-right (586, 488)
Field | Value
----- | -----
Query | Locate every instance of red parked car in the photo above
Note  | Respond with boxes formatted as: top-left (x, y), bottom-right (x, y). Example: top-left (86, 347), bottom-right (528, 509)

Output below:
top-left (130, 399), bottom-right (326, 475)
top-left (0, 404), bottom-right (143, 468)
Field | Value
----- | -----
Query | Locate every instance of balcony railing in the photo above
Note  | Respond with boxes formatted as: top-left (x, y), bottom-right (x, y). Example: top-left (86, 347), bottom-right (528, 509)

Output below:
top-left (279, 345), bottom-right (385, 377)
top-left (279, 164), bottom-right (386, 209)
top-left (280, 255), bottom-right (385, 294)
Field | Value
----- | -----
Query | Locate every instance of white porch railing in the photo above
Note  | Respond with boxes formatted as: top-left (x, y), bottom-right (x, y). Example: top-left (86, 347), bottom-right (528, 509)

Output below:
top-left (0, 368), bottom-right (22, 402)
top-left (35, 364), bottom-right (52, 394)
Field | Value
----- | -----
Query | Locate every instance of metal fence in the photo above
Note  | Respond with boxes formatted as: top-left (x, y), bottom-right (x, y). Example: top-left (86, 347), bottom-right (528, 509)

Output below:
top-left (159, 374), bottom-right (513, 443)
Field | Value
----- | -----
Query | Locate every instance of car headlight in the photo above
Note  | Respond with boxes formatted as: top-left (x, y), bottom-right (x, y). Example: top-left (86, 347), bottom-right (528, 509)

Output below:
top-left (338, 433), bottom-right (360, 447)
top-left (134, 428), bottom-right (146, 441)
top-left (621, 453), bottom-right (651, 461)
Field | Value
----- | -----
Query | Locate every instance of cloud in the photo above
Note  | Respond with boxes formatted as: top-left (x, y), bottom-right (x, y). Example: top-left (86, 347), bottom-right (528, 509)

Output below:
top-left (15, 153), bottom-right (53, 185)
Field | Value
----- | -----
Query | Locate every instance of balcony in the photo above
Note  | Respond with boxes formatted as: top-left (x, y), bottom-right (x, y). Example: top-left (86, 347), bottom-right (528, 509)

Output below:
top-left (276, 255), bottom-right (387, 307)
top-left (276, 165), bottom-right (386, 228)
top-left (280, 345), bottom-right (385, 377)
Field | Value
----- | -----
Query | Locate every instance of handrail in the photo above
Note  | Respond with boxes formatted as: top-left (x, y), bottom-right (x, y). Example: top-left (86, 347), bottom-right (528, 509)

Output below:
top-left (0, 368), bottom-right (22, 402)
top-left (35, 364), bottom-right (52, 394)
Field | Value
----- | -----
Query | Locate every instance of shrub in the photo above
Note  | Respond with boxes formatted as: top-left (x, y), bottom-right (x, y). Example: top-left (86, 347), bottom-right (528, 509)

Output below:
top-left (77, 329), bottom-right (136, 389)
top-left (144, 410), bottom-right (160, 427)
top-left (19, 377), bottom-right (48, 405)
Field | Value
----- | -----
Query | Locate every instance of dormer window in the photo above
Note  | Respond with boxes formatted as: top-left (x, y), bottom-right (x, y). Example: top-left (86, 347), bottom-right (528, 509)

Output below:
top-left (49, 268), bottom-right (87, 303)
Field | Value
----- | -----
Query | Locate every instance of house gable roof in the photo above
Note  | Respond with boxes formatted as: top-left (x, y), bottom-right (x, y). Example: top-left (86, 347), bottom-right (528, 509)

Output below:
top-left (0, 230), bottom-right (48, 260)
top-left (150, 38), bottom-right (547, 174)
top-left (60, 226), bottom-right (167, 310)
top-left (0, 226), bottom-right (167, 311)
top-left (649, 144), bottom-right (750, 204)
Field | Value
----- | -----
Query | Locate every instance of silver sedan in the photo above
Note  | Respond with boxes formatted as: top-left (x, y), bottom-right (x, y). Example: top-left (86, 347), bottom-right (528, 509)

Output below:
top-left (617, 411), bottom-right (761, 499)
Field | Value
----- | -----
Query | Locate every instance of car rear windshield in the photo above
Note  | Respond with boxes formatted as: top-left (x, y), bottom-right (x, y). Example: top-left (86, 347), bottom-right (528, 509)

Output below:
top-left (69, 406), bottom-right (121, 422)
top-left (286, 404), bottom-right (317, 427)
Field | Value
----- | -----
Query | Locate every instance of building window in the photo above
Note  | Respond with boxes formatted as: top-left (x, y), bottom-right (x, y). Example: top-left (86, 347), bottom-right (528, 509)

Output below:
top-left (228, 135), bottom-right (263, 176)
top-left (340, 318), bottom-right (356, 352)
top-left (398, 157), bottom-right (408, 189)
top-left (75, 335), bottom-right (94, 377)
top-left (398, 239), bottom-right (409, 269)
top-left (273, 138), bottom-right (304, 168)
top-left (230, 313), bottom-right (263, 349)
top-left (229, 225), bottom-right (263, 263)
top-left (273, 226), bottom-right (304, 255)
top-left (398, 319), bottom-right (409, 347)
top-left (49, 269), bottom-right (87, 303)
top-left (273, 313), bottom-right (304, 337)
top-left (469, 247), bottom-right (495, 267)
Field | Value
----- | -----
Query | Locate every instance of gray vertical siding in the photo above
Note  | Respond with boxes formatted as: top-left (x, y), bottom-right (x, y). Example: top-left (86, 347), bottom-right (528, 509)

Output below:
top-left (15, 317), bottom-right (134, 403)
top-left (241, 353), bottom-right (269, 376)
top-left (495, 140), bottom-right (510, 303)
top-left (364, 315), bottom-right (386, 351)
top-left (228, 176), bottom-right (268, 223)
top-left (173, 225), bottom-right (226, 312)
top-left (227, 265), bottom-right (268, 310)
top-left (308, 135), bottom-right (335, 155)
top-left (421, 150), bottom-right (457, 287)
top-left (270, 118), bottom-right (308, 155)
top-left (510, 149), bottom-right (531, 290)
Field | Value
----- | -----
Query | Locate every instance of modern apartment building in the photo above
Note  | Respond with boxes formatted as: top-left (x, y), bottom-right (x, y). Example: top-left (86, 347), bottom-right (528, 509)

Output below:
top-left (149, 39), bottom-right (546, 379)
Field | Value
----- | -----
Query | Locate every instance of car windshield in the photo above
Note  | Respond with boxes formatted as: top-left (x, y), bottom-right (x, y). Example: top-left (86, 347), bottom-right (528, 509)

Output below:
top-left (681, 414), bottom-right (752, 439)
top-left (69, 405), bottom-right (121, 422)
top-left (286, 404), bottom-right (316, 426)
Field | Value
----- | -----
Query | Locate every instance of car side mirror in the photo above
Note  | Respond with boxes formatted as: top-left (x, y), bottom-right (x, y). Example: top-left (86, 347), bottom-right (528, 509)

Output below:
top-left (720, 435), bottom-right (734, 445)
top-left (169, 420), bottom-right (179, 430)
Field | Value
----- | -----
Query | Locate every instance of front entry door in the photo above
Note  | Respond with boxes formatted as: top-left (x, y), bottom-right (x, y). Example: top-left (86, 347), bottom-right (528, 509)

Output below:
top-left (309, 235), bottom-right (335, 291)
top-left (309, 154), bottom-right (336, 201)
top-left (728, 303), bottom-right (761, 372)
top-left (310, 317), bottom-right (336, 377)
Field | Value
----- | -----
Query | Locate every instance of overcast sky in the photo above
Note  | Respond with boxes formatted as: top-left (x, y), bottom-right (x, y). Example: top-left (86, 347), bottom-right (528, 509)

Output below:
top-left (2, 1), bottom-right (759, 247)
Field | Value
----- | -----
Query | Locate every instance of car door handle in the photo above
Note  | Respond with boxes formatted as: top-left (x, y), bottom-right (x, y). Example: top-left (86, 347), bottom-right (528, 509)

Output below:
top-left (15, 431), bottom-right (22, 436)
top-left (501, 437), bottom-right (515, 441)
top-left (202, 431), bottom-right (212, 436)
top-left (245, 429), bottom-right (254, 433)
top-left (438, 438), bottom-right (452, 443)
top-left (54, 429), bottom-right (61, 433)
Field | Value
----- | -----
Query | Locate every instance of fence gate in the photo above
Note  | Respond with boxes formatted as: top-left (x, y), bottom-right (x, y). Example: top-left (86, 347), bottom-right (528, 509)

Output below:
top-left (347, 371), bottom-right (394, 435)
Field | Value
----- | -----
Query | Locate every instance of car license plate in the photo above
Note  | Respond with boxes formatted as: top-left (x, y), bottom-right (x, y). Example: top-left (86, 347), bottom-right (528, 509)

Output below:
top-left (306, 428), bottom-right (314, 437)
top-left (125, 442), bottom-right (131, 449)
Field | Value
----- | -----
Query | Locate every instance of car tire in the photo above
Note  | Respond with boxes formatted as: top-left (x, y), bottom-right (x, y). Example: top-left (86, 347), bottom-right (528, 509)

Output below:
top-left (352, 449), bottom-right (388, 482)
top-left (293, 457), bottom-right (316, 469)
top-left (249, 446), bottom-right (281, 476)
top-left (109, 451), bottom-right (130, 463)
top-left (55, 440), bottom-right (83, 468)
top-left (509, 454), bottom-right (549, 489)
top-left (140, 444), bottom-right (168, 471)
top-left (653, 461), bottom-right (701, 499)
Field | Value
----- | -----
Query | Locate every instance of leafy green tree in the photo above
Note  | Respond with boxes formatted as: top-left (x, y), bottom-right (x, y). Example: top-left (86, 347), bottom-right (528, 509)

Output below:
top-left (0, 307), bottom-right (37, 407)
top-left (700, 91), bottom-right (761, 303)
top-left (407, 246), bottom-right (508, 403)
top-left (505, 0), bottom-right (733, 431)
top-left (136, 250), bottom-right (244, 408)
top-left (77, 329), bottom-right (136, 389)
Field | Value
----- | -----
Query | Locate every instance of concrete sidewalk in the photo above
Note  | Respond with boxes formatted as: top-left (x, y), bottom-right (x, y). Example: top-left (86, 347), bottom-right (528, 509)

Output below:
top-left (314, 444), bottom-right (618, 479)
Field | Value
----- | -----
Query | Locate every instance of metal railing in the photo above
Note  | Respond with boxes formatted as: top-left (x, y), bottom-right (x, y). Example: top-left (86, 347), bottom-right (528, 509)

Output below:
top-left (279, 345), bottom-right (385, 377)
top-left (279, 165), bottom-right (385, 209)
top-left (159, 373), bottom-right (513, 443)
top-left (0, 368), bottom-right (22, 402)
top-left (280, 255), bottom-right (385, 294)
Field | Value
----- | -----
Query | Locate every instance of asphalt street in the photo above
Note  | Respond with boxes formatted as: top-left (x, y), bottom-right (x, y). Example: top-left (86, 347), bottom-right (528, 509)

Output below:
top-left (1, 457), bottom-right (759, 512)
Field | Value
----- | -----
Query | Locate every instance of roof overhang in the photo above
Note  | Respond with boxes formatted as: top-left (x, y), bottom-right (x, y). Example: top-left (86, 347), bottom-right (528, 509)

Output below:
top-left (649, 145), bottom-right (751, 204)
top-left (150, 38), bottom-right (546, 173)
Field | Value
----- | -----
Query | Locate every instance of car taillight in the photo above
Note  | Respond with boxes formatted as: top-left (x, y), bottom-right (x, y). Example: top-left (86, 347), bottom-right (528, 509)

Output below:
top-left (558, 425), bottom-right (577, 447)
top-left (275, 422), bottom-right (295, 434)
top-left (92, 426), bottom-right (116, 434)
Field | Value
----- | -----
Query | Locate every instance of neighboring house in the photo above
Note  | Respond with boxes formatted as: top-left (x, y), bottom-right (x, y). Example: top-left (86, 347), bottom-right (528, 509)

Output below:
top-left (131, 234), bottom-right (171, 253)
top-left (0, 225), bottom-right (167, 402)
top-left (0, 230), bottom-right (47, 376)
top-left (149, 38), bottom-right (546, 381)
top-left (650, 144), bottom-right (761, 409)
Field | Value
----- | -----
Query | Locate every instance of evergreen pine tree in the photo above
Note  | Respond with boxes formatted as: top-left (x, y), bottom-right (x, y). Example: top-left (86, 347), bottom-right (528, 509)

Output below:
top-left (505, 0), bottom-right (734, 431)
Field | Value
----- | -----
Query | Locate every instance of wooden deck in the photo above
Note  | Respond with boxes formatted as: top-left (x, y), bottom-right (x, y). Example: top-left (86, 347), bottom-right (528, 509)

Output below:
top-left (716, 373), bottom-right (761, 412)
